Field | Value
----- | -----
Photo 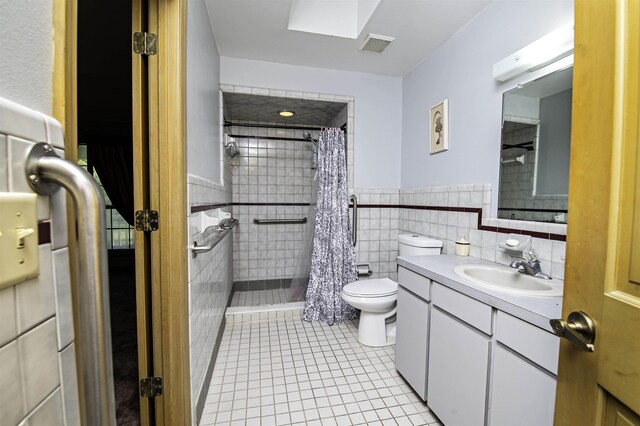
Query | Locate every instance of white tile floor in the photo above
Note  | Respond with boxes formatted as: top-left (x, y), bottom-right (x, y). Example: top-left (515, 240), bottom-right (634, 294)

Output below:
top-left (231, 289), bottom-right (291, 307)
top-left (200, 317), bottom-right (442, 426)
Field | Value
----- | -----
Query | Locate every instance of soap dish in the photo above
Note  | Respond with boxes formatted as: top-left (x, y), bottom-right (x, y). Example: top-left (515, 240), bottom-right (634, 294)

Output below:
top-left (498, 234), bottom-right (531, 252)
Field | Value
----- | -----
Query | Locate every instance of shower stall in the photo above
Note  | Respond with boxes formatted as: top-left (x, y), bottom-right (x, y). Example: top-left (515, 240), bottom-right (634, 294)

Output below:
top-left (222, 92), bottom-right (349, 310)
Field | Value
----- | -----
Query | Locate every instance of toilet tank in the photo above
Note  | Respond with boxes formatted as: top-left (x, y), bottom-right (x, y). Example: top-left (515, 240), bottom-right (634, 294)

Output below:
top-left (398, 233), bottom-right (443, 256)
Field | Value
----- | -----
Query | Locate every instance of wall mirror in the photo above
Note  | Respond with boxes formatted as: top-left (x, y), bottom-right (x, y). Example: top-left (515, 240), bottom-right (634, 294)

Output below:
top-left (497, 65), bottom-right (573, 223)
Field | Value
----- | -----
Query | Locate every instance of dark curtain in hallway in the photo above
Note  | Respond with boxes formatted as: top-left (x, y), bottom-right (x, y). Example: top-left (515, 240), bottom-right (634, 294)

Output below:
top-left (88, 140), bottom-right (135, 226)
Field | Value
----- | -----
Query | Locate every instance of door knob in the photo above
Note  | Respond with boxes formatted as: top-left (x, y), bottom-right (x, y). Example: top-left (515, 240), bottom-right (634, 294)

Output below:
top-left (550, 311), bottom-right (596, 352)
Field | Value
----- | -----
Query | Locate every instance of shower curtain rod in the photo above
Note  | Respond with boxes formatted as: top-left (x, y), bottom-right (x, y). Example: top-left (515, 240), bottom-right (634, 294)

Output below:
top-left (225, 121), bottom-right (348, 132)
top-left (227, 134), bottom-right (316, 143)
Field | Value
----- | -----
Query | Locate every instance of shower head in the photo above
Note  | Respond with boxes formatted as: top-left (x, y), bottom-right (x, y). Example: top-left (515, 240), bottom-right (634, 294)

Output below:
top-left (225, 141), bottom-right (239, 158)
top-left (303, 132), bottom-right (317, 145)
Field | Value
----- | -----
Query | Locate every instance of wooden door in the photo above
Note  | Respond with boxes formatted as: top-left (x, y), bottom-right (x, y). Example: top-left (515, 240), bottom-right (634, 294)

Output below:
top-left (144, 0), bottom-right (191, 424)
top-left (554, 0), bottom-right (640, 424)
top-left (132, 0), bottom-right (156, 424)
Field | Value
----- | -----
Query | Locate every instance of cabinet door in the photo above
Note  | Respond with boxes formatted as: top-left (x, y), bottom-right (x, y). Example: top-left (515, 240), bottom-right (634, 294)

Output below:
top-left (395, 286), bottom-right (430, 400)
top-left (428, 307), bottom-right (490, 426)
top-left (489, 346), bottom-right (556, 426)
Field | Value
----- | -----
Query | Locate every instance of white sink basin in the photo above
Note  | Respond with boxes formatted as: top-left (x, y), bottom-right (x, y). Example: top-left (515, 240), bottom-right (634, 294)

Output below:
top-left (453, 264), bottom-right (563, 298)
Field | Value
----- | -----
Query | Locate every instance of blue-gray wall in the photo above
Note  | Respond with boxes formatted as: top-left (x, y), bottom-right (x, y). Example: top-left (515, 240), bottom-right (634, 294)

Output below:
top-left (187, 0), bottom-right (221, 183)
top-left (400, 0), bottom-right (573, 213)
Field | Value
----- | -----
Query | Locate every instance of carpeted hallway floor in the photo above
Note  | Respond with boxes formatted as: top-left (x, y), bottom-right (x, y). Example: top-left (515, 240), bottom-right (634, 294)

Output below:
top-left (109, 251), bottom-right (141, 425)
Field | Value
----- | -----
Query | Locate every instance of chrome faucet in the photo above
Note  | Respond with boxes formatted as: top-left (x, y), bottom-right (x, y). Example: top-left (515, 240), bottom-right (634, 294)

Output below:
top-left (510, 248), bottom-right (552, 280)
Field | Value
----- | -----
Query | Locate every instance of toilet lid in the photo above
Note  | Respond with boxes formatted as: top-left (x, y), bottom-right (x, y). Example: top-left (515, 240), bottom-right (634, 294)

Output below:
top-left (343, 278), bottom-right (398, 297)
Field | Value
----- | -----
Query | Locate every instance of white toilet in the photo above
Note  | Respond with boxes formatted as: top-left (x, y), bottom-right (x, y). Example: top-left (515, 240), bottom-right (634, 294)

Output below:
top-left (342, 233), bottom-right (442, 347)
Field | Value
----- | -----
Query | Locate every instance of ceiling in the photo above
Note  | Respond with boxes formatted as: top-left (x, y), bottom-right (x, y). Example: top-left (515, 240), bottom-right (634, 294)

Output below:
top-left (206, 0), bottom-right (491, 76)
top-left (223, 92), bottom-right (347, 126)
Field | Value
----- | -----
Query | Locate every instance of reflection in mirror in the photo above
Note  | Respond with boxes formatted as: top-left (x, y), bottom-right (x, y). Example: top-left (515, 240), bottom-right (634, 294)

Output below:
top-left (498, 66), bottom-right (572, 223)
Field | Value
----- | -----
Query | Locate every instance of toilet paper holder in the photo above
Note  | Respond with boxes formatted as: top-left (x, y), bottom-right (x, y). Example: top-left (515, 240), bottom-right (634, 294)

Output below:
top-left (357, 263), bottom-right (372, 277)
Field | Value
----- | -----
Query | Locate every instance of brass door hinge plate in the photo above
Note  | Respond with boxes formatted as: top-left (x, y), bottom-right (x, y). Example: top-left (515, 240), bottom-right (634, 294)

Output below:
top-left (140, 376), bottom-right (163, 398)
top-left (135, 209), bottom-right (159, 232)
top-left (133, 32), bottom-right (158, 55)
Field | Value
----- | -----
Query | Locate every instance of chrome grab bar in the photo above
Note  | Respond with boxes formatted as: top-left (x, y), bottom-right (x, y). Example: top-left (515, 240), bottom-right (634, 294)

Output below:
top-left (253, 217), bottom-right (307, 225)
top-left (25, 143), bottom-right (115, 425)
top-left (190, 218), bottom-right (238, 258)
top-left (350, 194), bottom-right (358, 247)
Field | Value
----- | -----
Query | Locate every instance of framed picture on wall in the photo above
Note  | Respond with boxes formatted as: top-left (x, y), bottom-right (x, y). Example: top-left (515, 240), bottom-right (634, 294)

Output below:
top-left (429, 99), bottom-right (448, 154)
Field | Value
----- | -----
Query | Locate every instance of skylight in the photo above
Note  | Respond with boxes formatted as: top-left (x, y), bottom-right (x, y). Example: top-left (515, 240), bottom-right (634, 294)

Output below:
top-left (287, 0), bottom-right (381, 39)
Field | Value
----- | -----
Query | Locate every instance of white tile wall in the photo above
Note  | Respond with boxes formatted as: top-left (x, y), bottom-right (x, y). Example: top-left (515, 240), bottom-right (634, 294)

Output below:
top-left (0, 96), bottom-right (79, 426)
top-left (22, 388), bottom-right (65, 425)
top-left (352, 188), bottom-right (400, 282)
top-left (19, 318), bottom-right (60, 410)
top-left (226, 90), bottom-right (354, 284)
top-left (230, 129), bottom-right (315, 282)
top-left (230, 130), bottom-right (316, 205)
top-left (58, 343), bottom-right (81, 426)
top-left (187, 172), bottom-right (234, 423)
top-left (16, 244), bottom-right (56, 333)
top-left (53, 248), bottom-right (74, 350)
top-left (229, 123), bottom-right (340, 282)
top-left (0, 286), bottom-right (17, 347)
top-left (233, 204), bottom-right (310, 281)
top-left (399, 184), bottom-right (567, 280)
top-left (0, 341), bottom-right (23, 425)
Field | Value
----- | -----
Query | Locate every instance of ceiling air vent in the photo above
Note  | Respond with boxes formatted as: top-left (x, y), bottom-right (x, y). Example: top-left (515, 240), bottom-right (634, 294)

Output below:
top-left (359, 33), bottom-right (395, 53)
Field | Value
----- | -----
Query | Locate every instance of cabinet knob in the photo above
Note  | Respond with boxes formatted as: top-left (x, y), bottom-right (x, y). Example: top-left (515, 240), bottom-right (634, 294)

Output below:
top-left (550, 311), bottom-right (596, 352)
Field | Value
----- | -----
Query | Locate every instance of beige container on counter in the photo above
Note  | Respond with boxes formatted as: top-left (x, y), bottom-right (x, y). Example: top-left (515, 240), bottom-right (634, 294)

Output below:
top-left (455, 235), bottom-right (470, 256)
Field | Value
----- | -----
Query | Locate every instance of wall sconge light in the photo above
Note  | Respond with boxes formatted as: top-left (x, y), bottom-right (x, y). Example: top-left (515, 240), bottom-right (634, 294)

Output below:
top-left (493, 22), bottom-right (574, 82)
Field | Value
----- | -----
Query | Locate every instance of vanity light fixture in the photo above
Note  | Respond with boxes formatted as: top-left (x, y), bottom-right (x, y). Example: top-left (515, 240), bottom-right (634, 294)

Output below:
top-left (493, 22), bottom-right (574, 82)
top-left (278, 109), bottom-right (296, 118)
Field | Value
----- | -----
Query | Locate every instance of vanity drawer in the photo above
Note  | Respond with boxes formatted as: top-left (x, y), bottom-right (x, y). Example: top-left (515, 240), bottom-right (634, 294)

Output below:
top-left (431, 282), bottom-right (493, 335)
top-left (398, 266), bottom-right (431, 301)
top-left (496, 311), bottom-right (560, 374)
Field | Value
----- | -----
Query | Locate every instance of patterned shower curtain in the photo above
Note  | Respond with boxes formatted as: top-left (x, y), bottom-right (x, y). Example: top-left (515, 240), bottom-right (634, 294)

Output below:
top-left (302, 128), bottom-right (358, 325)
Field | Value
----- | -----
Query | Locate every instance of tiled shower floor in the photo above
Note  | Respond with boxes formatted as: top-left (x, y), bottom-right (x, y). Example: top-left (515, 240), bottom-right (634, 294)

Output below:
top-left (231, 289), bottom-right (291, 307)
top-left (200, 317), bottom-right (442, 426)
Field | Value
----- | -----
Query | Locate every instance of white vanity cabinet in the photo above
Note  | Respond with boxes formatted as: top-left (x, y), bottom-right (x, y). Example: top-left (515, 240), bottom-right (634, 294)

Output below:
top-left (489, 346), bottom-right (556, 426)
top-left (427, 283), bottom-right (492, 426)
top-left (394, 264), bottom-right (561, 426)
top-left (395, 267), bottom-right (431, 400)
top-left (488, 311), bottom-right (559, 426)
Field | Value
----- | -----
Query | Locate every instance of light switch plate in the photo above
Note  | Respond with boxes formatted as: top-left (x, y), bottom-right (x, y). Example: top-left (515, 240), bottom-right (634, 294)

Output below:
top-left (0, 193), bottom-right (39, 288)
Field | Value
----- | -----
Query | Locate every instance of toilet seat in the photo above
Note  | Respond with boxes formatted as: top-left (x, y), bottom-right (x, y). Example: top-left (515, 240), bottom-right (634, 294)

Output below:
top-left (343, 278), bottom-right (397, 298)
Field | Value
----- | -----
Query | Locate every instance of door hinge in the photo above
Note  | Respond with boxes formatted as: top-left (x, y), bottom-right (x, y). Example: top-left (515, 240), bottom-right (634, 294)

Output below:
top-left (140, 376), bottom-right (163, 398)
top-left (135, 209), bottom-right (159, 232)
top-left (133, 32), bottom-right (158, 56)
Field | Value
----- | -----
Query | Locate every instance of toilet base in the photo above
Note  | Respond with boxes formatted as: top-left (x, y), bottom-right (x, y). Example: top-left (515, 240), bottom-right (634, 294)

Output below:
top-left (356, 307), bottom-right (397, 347)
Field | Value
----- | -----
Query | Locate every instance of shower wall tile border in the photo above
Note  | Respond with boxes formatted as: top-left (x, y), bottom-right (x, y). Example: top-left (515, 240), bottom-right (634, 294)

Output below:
top-left (188, 201), bottom-right (566, 241)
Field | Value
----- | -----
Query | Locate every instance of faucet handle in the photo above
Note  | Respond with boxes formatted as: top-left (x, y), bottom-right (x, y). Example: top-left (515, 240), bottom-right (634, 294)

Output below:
top-left (523, 248), bottom-right (539, 263)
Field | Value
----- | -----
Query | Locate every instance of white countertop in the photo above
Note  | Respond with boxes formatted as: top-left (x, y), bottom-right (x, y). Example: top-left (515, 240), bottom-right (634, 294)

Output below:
top-left (397, 254), bottom-right (563, 332)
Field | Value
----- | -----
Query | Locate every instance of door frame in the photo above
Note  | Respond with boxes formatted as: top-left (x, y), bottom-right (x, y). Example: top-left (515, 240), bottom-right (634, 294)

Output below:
top-left (132, 0), bottom-right (155, 424)
top-left (53, 0), bottom-right (191, 424)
